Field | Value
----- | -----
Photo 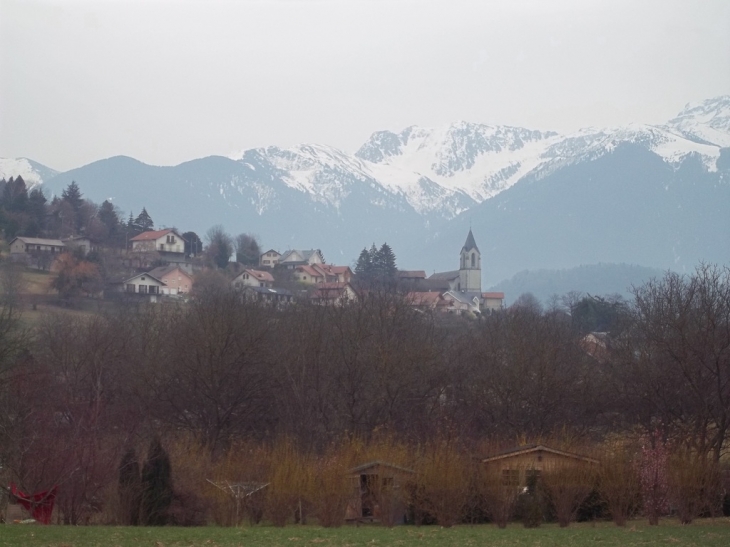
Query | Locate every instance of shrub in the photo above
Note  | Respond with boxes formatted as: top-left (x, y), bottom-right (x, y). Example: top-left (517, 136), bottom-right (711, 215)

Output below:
top-left (542, 465), bottom-right (597, 527)
top-left (140, 437), bottom-right (174, 526)
top-left (598, 448), bottom-right (641, 526)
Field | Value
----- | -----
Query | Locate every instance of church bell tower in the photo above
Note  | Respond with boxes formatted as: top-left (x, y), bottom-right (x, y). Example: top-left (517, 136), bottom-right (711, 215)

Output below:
top-left (459, 229), bottom-right (481, 293)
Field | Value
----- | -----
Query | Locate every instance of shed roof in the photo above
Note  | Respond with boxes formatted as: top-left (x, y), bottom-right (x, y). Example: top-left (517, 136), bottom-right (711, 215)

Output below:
top-left (482, 444), bottom-right (599, 465)
top-left (348, 461), bottom-right (415, 475)
top-left (11, 236), bottom-right (65, 247)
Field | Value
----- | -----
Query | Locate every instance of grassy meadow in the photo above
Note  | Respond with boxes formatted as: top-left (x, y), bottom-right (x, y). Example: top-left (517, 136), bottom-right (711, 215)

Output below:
top-left (2, 520), bottom-right (730, 547)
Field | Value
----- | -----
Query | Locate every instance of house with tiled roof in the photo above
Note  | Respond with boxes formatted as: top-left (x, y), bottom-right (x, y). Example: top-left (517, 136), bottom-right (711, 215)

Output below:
top-left (232, 268), bottom-right (275, 289)
top-left (147, 264), bottom-right (194, 295)
top-left (130, 229), bottom-right (187, 263)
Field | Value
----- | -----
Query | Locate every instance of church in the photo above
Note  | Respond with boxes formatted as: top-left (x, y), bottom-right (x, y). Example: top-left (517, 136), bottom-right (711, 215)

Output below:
top-left (424, 229), bottom-right (505, 314)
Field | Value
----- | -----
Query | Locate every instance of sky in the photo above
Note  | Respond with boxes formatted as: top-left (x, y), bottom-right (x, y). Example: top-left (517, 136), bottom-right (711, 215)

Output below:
top-left (1, 0), bottom-right (729, 172)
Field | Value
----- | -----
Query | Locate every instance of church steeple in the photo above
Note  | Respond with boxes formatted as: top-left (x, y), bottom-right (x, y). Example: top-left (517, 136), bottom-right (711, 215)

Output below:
top-left (459, 229), bottom-right (481, 292)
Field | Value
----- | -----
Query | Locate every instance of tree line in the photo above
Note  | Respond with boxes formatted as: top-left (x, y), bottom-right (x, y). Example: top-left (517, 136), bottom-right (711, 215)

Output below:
top-left (0, 262), bottom-right (728, 524)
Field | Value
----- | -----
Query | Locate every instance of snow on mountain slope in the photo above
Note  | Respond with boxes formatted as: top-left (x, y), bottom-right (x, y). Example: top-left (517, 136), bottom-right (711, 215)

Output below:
top-left (357, 122), bottom-right (561, 202)
top-left (227, 97), bottom-right (729, 218)
top-left (665, 95), bottom-right (730, 148)
top-left (532, 122), bottom-right (724, 180)
top-left (0, 157), bottom-right (58, 187)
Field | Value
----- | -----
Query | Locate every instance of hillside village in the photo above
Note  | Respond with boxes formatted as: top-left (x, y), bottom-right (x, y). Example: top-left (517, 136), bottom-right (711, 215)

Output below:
top-left (0, 177), bottom-right (504, 314)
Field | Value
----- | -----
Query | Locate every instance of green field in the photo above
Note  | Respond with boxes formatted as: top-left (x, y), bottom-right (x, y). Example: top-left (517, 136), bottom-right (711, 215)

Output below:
top-left (2, 520), bottom-right (730, 547)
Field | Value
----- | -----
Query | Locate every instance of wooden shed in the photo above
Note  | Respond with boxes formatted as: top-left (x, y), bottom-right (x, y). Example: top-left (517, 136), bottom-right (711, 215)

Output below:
top-left (482, 444), bottom-right (599, 487)
top-left (345, 461), bottom-right (414, 525)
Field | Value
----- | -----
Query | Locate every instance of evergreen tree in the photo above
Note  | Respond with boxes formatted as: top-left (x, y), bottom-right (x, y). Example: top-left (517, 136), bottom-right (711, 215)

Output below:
top-left (118, 447), bottom-right (142, 525)
top-left (98, 200), bottom-right (121, 244)
top-left (354, 247), bottom-right (372, 278)
top-left (2, 176), bottom-right (28, 213)
top-left (126, 212), bottom-right (141, 243)
top-left (375, 242), bottom-right (397, 279)
top-left (140, 438), bottom-right (173, 526)
top-left (27, 188), bottom-right (47, 230)
top-left (134, 207), bottom-right (154, 232)
top-left (61, 180), bottom-right (83, 213)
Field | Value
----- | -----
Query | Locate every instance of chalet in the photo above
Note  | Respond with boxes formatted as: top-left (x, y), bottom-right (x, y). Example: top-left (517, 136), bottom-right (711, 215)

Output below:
top-left (147, 264), bottom-right (194, 295)
top-left (345, 461), bottom-right (414, 525)
top-left (311, 282), bottom-right (358, 306)
top-left (130, 229), bottom-right (187, 263)
top-left (279, 249), bottom-right (325, 269)
top-left (9, 236), bottom-right (65, 255)
top-left (259, 249), bottom-right (281, 267)
top-left (482, 444), bottom-right (599, 487)
top-left (232, 268), bottom-right (275, 289)
top-left (318, 265), bottom-right (353, 284)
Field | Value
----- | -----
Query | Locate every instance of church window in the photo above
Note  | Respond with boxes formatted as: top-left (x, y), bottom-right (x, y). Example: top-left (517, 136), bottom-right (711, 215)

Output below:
top-left (471, 253), bottom-right (475, 267)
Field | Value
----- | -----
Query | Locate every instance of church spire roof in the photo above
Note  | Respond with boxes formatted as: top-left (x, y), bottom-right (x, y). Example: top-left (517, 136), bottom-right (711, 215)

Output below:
top-left (462, 229), bottom-right (479, 253)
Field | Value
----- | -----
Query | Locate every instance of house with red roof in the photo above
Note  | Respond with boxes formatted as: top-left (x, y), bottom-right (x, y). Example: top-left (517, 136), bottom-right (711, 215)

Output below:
top-left (232, 268), bottom-right (275, 289)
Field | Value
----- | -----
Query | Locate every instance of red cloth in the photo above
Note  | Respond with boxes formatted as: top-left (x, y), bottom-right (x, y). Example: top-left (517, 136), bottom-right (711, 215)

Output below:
top-left (9, 483), bottom-right (58, 524)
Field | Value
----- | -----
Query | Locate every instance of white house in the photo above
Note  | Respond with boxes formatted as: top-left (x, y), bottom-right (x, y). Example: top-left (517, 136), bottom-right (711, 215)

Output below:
top-left (279, 249), bottom-right (325, 269)
top-left (130, 229), bottom-right (187, 263)
top-left (259, 249), bottom-right (281, 267)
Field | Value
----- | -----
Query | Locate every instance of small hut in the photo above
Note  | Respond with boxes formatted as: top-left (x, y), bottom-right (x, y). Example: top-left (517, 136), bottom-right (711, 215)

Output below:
top-left (345, 461), bottom-right (414, 525)
top-left (482, 444), bottom-right (599, 487)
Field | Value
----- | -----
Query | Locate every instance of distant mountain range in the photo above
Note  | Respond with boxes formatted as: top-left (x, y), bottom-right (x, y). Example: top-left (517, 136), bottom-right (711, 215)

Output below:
top-left (2, 95), bottom-right (729, 288)
top-left (488, 263), bottom-right (666, 306)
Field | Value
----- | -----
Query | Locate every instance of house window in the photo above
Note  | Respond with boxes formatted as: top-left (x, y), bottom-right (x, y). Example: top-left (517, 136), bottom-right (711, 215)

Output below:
top-left (501, 469), bottom-right (520, 486)
top-left (149, 286), bottom-right (159, 295)
top-left (166, 235), bottom-right (174, 244)
top-left (159, 244), bottom-right (164, 251)
top-left (139, 285), bottom-right (148, 294)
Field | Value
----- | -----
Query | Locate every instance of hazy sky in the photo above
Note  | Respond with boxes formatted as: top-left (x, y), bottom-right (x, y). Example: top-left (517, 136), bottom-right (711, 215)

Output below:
top-left (1, 0), bottom-right (729, 172)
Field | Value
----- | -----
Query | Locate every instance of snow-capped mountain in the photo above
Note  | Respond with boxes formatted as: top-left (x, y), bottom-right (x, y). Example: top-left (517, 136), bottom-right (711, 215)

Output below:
top-left (665, 95), bottom-right (730, 148)
top-left (5, 95), bottom-right (729, 282)
top-left (0, 157), bottom-right (58, 187)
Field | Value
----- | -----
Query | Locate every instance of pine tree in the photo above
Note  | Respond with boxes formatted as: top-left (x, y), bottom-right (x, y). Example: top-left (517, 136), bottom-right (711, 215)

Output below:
top-left (375, 242), bottom-right (397, 279)
top-left (118, 448), bottom-right (142, 525)
top-left (354, 247), bottom-right (372, 278)
top-left (98, 200), bottom-right (120, 244)
top-left (61, 181), bottom-right (83, 213)
top-left (134, 207), bottom-right (154, 232)
top-left (140, 437), bottom-right (173, 526)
